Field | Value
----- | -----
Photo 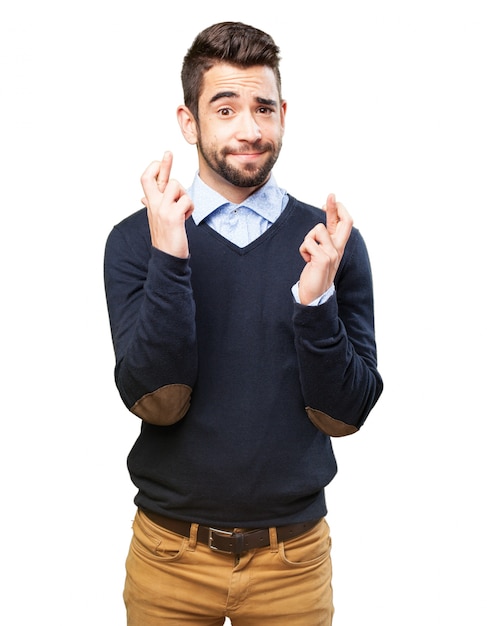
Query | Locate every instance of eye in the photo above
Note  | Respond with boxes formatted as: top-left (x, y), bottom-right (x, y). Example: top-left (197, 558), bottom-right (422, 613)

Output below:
top-left (257, 106), bottom-right (274, 115)
top-left (218, 107), bottom-right (233, 117)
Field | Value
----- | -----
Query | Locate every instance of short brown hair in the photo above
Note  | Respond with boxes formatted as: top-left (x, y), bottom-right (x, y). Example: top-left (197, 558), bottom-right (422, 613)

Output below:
top-left (181, 22), bottom-right (282, 120)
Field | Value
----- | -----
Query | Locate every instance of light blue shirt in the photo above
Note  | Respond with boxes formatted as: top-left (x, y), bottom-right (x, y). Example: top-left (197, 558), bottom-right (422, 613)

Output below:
top-left (187, 174), bottom-right (334, 305)
top-left (189, 173), bottom-right (287, 246)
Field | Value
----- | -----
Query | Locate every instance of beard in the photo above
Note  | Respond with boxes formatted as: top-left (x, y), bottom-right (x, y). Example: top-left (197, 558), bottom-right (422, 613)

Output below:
top-left (197, 137), bottom-right (282, 188)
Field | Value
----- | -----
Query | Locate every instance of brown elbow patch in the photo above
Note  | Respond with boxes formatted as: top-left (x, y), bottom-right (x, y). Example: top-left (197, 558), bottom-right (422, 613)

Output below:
top-left (306, 407), bottom-right (358, 437)
top-left (130, 384), bottom-right (192, 426)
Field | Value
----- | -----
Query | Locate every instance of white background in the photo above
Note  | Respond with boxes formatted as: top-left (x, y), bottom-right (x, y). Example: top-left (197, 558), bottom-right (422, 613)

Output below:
top-left (1, 1), bottom-right (486, 624)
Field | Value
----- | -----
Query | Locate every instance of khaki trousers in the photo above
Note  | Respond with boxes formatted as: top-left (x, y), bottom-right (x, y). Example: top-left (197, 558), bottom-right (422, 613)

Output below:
top-left (124, 509), bottom-right (334, 625)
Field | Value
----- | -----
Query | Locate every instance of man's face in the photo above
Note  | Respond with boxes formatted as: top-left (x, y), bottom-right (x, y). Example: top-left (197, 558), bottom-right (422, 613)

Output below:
top-left (194, 63), bottom-right (286, 201)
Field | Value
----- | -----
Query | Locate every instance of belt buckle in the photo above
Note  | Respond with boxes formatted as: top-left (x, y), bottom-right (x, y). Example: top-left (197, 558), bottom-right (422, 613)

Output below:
top-left (208, 527), bottom-right (235, 553)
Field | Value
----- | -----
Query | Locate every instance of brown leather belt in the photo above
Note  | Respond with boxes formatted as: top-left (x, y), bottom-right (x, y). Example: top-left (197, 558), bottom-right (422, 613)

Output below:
top-left (142, 509), bottom-right (321, 555)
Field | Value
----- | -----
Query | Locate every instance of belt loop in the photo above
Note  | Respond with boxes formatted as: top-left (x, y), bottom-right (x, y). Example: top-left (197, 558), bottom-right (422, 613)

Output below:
top-left (188, 523), bottom-right (199, 551)
top-left (269, 526), bottom-right (279, 553)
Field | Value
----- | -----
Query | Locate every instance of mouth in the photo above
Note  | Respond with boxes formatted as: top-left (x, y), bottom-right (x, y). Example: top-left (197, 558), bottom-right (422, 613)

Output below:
top-left (229, 152), bottom-right (264, 162)
top-left (225, 147), bottom-right (270, 165)
top-left (223, 143), bottom-right (271, 159)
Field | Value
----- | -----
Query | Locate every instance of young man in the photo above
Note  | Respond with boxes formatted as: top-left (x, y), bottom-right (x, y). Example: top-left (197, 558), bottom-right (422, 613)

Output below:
top-left (104, 21), bottom-right (383, 626)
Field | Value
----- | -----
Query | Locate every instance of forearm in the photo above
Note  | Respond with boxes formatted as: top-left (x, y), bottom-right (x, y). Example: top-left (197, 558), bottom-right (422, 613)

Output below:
top-left (293, 228), bottom-right (383, 436)
top-left (105, 228), bottom-right (197, 424)
top-left (293, 296), bottom-right (382, 435)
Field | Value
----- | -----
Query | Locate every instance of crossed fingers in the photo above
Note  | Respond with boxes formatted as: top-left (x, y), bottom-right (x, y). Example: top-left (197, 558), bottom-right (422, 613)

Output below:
top-left (141, 151), bottom-right (173, 207)
top-left (323, 193), bottom-right (353, 258)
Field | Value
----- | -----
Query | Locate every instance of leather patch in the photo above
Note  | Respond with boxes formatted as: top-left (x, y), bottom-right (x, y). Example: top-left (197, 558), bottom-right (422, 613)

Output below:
top-left (306, 407), bottom-right (358, 437)
top-left (130, 384), bottom-right (192, 425)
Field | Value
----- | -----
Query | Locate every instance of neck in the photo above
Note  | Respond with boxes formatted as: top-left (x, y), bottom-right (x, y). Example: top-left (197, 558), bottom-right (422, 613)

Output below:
top-left (198, 166), bottom-right (270, 204)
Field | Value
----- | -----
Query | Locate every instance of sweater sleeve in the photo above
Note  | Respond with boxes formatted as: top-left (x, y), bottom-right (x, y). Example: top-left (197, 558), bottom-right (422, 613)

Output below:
top-left (292, 228), bottom-right (383, 436)
top-left (103, 216), bottom-right (197, 425)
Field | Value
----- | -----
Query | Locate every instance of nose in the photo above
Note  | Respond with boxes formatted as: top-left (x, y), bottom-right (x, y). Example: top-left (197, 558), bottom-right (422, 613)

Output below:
top-left (235, 111), bottom-right (262, 143)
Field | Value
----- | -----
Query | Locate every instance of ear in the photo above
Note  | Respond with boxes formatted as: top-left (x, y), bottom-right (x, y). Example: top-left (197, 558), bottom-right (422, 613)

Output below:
top-left (177, 105), bottom-right (198, 145)
top-left (280, 99), bottom-right (287, 133)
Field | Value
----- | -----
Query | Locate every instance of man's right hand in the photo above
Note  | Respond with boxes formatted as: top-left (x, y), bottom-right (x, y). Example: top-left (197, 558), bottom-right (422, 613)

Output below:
top-left (141, 151), bottom-right (194, 259)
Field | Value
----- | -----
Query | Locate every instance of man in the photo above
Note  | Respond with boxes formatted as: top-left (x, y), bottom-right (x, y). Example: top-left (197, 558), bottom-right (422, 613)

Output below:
top-left (104, 21), bottom-right (383, 626)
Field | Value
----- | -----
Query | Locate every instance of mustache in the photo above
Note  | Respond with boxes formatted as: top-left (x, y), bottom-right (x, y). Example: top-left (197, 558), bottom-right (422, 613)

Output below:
top-left (221, 142), bottom-right (274, 156)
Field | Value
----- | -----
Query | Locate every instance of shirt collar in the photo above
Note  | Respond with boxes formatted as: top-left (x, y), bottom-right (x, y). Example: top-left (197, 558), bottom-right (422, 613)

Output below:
top-left (188, 174), bottom-right (288, 225)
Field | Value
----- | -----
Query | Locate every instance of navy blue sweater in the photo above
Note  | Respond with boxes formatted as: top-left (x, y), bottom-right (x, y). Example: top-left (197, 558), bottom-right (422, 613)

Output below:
top-left (104, 195), bottom-right (383, 527)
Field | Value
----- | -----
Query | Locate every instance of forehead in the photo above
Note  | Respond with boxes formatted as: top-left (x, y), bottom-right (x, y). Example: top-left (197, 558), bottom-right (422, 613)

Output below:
top-left (200, 63), bottom-right (280, 102)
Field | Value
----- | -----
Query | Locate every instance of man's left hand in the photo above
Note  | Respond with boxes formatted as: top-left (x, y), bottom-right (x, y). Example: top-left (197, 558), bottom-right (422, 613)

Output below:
top-left (298, 193), bottom-right (353, 305)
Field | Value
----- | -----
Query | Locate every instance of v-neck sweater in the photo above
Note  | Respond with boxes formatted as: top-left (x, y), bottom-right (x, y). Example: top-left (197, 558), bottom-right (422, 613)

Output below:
top-left (104, 195), bottom-right (383, 527)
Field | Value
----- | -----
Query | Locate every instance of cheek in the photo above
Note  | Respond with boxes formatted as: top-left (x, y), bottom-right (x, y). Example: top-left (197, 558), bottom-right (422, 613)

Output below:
top-left (199, 120), bottom-right (230, 147)
top-left (262, 118), bottom-right (284, 139)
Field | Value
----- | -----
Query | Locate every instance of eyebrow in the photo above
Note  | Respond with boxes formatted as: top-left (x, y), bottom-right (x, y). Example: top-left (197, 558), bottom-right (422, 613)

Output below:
top-left (209, 91), bottom-right (238, 103)
top-left (209, 92), bottom-right (277, 107)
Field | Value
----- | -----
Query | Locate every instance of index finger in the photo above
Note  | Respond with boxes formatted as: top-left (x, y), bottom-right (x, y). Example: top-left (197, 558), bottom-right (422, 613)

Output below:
top-left (140, 160), bottom-right (163, 201)
top-left (332, 201), bottom-right (353, 253)
top-left (156, 151), bottom-right (173, 191)
top-left (324, 193), bottom-right (338, 234)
